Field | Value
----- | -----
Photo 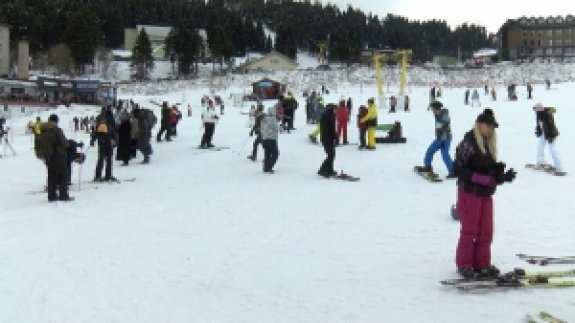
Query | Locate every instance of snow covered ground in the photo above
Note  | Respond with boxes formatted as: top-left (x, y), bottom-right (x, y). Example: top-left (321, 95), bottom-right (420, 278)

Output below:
top-left (1, 69), bottom-right (574, 322)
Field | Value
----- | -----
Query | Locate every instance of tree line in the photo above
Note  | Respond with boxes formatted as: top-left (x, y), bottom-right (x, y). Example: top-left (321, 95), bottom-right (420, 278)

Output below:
top-left (0, 0), bottom-right (492, 77)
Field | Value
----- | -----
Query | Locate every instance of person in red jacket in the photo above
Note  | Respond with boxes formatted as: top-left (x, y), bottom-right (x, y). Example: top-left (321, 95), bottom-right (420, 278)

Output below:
top-left (335, 99), bottom-right (349, 144)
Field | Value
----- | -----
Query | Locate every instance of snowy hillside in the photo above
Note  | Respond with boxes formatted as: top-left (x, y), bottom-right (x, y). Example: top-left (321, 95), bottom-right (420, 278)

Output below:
top-left (0, 67), bottom-right (575, 322)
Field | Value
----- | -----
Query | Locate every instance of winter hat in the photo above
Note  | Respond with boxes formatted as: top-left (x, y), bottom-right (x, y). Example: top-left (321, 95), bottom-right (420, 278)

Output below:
top-left (429, 101), bottom-right (443, 110)
top-left (476, 108), bottom-right (499, 128)
top-left (533, 102), bottom-right (544, 111)
top-left (48, 114), bottom-right (59, 123)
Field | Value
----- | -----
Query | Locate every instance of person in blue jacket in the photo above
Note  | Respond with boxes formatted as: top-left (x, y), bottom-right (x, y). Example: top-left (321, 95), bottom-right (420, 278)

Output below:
top-left (415, 101), bottom-right (454, 178)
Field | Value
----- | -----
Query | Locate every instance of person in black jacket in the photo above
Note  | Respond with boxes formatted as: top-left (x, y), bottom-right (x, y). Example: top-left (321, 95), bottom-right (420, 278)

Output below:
top-left (65, 139), bottom-right (86, 185)
top-left (317, 104), bottom-right (337, 177)
top-left (42, 114), bottom-right (73, 201)
top-left (116, 111), bottom-right (133, 165)
top-left (156, 101), bottom-right (172, 142)
top-left (452, 109), bottom-right (516, 278)
top-left (91, 114), bottom-right (116, 181)
top-left (533, 103), bottom-right (562, 172)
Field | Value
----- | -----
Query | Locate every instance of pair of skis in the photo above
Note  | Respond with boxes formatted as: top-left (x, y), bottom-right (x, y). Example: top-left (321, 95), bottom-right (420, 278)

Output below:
top-left (441, 268), bottom-right (575, 291)
top-left (517, 253), bottom-right (575, 266)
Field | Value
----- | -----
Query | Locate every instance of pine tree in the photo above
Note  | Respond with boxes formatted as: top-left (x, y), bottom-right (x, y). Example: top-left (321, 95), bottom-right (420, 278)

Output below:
top-left (165, 22), bottom-right (203, 76)
top-left (131, 28), bottom-right (154, 81)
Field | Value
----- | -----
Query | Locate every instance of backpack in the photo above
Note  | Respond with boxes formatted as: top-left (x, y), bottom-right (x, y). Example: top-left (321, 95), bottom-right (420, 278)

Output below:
top-left (34, 128), bottom-right (55, 160)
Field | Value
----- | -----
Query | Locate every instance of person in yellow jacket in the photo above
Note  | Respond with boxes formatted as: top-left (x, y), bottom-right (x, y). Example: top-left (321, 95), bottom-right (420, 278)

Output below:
top-left (360, 98), bottom-right (378, 149)
top-left (33, 117), bottom-right (42, 135)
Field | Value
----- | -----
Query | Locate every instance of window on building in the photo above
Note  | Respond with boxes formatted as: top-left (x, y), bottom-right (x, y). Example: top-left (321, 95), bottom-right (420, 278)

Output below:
top-left (555, 29), bottom-right (562, 36)
top-left (538, 39), bottom-right (542, 47)
top-left (556, 39), bottom-right (562, 46)
top-left (547, 30), bottom-right (553, 37)
top-left (549, 39), bottom-right (553, 46)
top-left (546, 48), bottom-right (553, 55)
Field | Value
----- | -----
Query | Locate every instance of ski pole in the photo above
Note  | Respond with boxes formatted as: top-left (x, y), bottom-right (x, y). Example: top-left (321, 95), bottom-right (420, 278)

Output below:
top-left (235, 135), bottom-right (251, 156)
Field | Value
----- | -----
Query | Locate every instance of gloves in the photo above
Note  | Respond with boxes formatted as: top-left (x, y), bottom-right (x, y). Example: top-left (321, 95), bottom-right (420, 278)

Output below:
top-left (501, 168), bottom-right (517, 183)
top-left (471, 173), bottom-right (497, 188)
top-left (535, 126), bottom-right (542, 137)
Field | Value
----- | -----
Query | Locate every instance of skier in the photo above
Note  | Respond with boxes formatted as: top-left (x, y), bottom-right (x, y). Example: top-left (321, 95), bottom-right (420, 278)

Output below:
top-left (471, 89), bottom-right (481, 107)
top-left (389, 95), bottom-right (397, 113)
top-left (199, 104), bottom-right (219, 148)
top-left (335, 99), bottom-right (349, 145)
top-left (359, 98), bottom-right (377, 150)
top-left (260, 106), bottom-right (280, 173)
top-left (156, 101), bottom-right (172, 142)
top-left (91, 113), bottom-right (117, 182)
top-left (430, 86), bottom-right (436, 102)
top-left (415, 101), bottom-right (454, 178)
top-left (404, 95), bottom-right (410, 112)
top-left (40, 114), bottom-right (74, 201)
top-left (317, 104), bottom-right (337, 177)
top-left (464, 89), bottom-right (470, 105)
top-left (533, 103), bottom-right (563, 172)
top-left (65, 139), bottom-right (86, 185)
top-left (490, 87), bottom-right (497, 101)
top-left (357, 105), bottom-right (368, 149)
top-left (282, 92), bottom-right (298, 131)
top-left (527, 82), bottom-right (533, 100)
top-left (247, 104), bottom-right (265, 161)
top-left (453, 108), bottom-right (516, 278)
top-left (116, 111), bottom-right (132, 166)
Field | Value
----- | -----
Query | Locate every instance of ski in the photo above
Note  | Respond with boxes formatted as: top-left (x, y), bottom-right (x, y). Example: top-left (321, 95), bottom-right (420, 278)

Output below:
top-left (332, 172), bottom-right (360, 182)
top-left (517, 253), bottom-right (575, 265)
top-left (525, 163), bottom-right (567, 176)
top-left (455, 276), bottom-right (575, 291)
top-left (441, 268), bottom-right (575, 286)
top-left (538, 311), bottom-right (567, 323)
top-left (414, 166), bottom-right (443, 182)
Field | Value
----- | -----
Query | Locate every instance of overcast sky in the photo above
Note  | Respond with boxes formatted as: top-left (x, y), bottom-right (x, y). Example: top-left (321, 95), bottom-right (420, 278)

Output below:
top-left (321, 0), bottom-right (574, 33)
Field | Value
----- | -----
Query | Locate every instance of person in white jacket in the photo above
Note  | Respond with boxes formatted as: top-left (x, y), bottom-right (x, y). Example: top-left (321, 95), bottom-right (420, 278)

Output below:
top-left (260, 107), bottom-right (280, 173)
top-left (199, 105), bottom-right (219, 148)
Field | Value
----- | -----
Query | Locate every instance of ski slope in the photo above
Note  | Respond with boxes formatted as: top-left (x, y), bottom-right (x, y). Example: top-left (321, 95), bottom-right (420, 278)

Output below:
top-left (0, 72), bottom-right (574, 322)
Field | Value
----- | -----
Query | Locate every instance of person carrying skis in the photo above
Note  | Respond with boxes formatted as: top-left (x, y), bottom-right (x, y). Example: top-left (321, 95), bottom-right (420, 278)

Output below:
top-left (260, 106), bottom-right (280, 173)
top-left (335, 99), bottom-right (349, 145)
top-left (533, 103), bottom-right (563, 172)
top-left (317, 104), bottom-right (337, 177)
top-left (453, 108), bottom-right (516, 278)
top-left (247, 104), bottom-right (265, 161)
top-left (359, 98), bottom-right (377, 150)
top-left (415, 101), bottom-right (454, 178)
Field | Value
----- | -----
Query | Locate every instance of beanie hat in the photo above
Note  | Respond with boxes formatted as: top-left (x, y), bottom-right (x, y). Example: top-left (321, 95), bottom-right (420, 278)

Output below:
top-left (533, 102), bottom-right (544, 111)
top-left (429, 101), bottom-right (443, 110)
top-left (48, 114), bottom-right (59, 123)
top-left (476, 108), bottom-right (498, 127)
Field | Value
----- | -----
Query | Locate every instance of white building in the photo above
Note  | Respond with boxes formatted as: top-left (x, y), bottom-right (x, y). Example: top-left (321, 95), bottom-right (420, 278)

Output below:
top-left (0, 24), bottom-right (9, 77)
